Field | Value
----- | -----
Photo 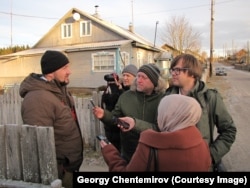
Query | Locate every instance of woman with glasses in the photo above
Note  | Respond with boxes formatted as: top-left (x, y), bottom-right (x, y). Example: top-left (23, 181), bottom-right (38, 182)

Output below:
top-left (166, 53), bottom-right (236, 172)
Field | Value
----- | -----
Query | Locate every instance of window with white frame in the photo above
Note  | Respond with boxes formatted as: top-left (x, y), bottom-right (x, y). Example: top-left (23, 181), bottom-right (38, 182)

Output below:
top-left (92, 52), bottom-right (116, 72)
top-left (61, 24), bottom-right (72, 38)
top-left (120, 51), bottom-right (130, 69)
top-left (148, 54), bottom-right (153, 63)
top-left (137, 52), bottom-right (143, 67)
top-left (80, 21), bottom-right (91, 36)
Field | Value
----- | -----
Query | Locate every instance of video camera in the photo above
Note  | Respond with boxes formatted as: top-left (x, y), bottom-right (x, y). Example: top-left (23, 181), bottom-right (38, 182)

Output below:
top-left (104, 73), bottom-right (119, 82)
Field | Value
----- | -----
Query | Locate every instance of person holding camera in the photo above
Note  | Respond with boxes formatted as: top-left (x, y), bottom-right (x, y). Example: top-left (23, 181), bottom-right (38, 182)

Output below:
top-left (93, 63), bottom-right (166, 162)
top-left (101, 64), bottom-right (138, 151)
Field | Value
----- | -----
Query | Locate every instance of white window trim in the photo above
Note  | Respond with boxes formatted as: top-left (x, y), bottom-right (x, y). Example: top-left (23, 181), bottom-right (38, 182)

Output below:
top-left (61, 23), bottom-right (72, 39)
top-left (92, 52), bottom-right (116, 72)
top-left (80, 20), bottom-right (92, 37)
top-left (120, 51), bottom-right (130, 70)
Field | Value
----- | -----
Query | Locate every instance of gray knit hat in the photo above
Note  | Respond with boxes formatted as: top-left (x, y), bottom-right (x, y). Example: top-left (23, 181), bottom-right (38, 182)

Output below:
top-left (138, 64), bottom-right (160, 87)
top-left (122, 64), bottom-right (138, 76)
top-left (41, 50), bottom-right (69, 74)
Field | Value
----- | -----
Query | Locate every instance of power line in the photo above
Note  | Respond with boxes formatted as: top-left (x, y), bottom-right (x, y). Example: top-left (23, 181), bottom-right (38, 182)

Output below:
top-left (0, 11), bottom-right (58, 20)
top-left (0, 0), bottom-right (236, 20)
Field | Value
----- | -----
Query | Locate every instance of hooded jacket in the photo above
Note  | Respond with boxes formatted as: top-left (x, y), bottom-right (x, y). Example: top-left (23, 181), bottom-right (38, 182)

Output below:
top-left (100, 69), bottom-right (166, 162)
top-left (102, 127), bottom-right (211, 171)
top-left (165, 80), bottom-right (237, 165)
top-left (19, 73), bottom-right (83, 172)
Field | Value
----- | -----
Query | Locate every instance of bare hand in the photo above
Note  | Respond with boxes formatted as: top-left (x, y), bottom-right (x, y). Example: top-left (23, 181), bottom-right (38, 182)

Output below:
top-left (117, 117), bottom-right (135, 132)
top-left (92, 106), bottom-right (104, 119)
top-left (99, 140), bottom-right (109, 148)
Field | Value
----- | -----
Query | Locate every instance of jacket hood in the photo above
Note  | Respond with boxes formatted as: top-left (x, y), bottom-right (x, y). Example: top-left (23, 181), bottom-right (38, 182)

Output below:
top-left (19, 73), bottom-right (62, 98)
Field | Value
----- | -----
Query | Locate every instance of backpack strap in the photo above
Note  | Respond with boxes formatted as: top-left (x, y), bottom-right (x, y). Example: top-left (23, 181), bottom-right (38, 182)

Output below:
top-left (204, 90), bottom-right (214, 143)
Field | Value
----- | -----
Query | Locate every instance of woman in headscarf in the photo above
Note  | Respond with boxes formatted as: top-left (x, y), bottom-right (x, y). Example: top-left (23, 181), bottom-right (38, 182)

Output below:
top-left (99, 94), bottom-right (212, 171)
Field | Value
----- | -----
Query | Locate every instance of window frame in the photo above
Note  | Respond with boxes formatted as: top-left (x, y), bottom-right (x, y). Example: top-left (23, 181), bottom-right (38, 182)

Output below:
top-left (61, 23), bottom-right (72, 39)
top-left (80, 20), bottom-right (92, 37)
top-left (92, 52), bottom-right (116, 72)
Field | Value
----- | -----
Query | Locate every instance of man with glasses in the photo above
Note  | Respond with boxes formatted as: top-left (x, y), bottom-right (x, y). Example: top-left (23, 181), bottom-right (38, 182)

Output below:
top-left (166, 53), bottom-right (236, 171)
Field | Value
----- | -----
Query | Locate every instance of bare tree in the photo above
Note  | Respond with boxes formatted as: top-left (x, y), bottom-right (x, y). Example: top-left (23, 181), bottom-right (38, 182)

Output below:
top-left (160, 15), bottom-right (201, 54)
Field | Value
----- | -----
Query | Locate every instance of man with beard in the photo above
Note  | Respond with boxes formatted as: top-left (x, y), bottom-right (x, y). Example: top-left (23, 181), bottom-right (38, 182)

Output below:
top-left (19, 50), bottom-right (84, 188)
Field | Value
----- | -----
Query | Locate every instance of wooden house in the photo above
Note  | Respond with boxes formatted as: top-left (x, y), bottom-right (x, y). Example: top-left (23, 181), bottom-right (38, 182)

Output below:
top-left (0, 7), bottom-right (166, 89)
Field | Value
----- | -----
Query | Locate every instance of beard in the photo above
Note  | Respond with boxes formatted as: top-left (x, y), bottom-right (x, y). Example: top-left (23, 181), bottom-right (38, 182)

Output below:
top-left (59, 81), bottom-right (69, 86)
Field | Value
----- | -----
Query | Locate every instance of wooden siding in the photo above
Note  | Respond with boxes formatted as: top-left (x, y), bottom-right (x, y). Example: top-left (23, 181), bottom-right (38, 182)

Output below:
top-left (36, 15), bottom-right (126, 48)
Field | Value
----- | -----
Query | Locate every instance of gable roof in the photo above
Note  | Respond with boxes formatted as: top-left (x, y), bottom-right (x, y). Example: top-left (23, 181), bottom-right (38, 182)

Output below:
top-left (33, 8), bottom-right (161, 51)
top-left (0, 7), bottom-right (166, 61)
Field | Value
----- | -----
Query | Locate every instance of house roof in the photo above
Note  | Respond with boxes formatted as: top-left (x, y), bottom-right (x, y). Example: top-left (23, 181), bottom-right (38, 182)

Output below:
top-left (0, 7), bottom-right (166, 61)
top-left (33, 8), bottom-right (163, 51)
top-left (0, 40), bottom-right (132, 61)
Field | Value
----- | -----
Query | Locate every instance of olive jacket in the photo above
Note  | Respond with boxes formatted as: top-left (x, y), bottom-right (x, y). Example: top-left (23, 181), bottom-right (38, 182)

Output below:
top-left (19, 73), bottom-right (84, 172)
top-left (102, 127), bottom-right (211, 171)
top-left (165, 80), bottom-right (237, 165)
top-left (101, 89), bottom-right (165, 162)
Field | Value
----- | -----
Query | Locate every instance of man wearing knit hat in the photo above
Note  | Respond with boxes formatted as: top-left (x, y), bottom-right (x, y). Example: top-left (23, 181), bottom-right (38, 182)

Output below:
top-left (101, 64), bottom-right (138, 151)
top-left (93, 63), bottom-right (167, 162)
top-left (19, 50), bottom-right (84, 188)
top-left (121, 64), bottom-right (138, 90)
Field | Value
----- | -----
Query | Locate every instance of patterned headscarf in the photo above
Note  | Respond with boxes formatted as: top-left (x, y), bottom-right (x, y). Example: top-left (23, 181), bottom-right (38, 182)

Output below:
top-left (157, 94), bottom-right (201, 132)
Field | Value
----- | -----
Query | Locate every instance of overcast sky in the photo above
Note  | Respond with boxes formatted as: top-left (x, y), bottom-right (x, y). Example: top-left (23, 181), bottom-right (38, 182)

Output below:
top-left (0, 0), bottom-right (249, 56)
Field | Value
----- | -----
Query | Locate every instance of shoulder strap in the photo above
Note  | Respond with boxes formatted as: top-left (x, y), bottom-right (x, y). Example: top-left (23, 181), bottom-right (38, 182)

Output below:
top-left (146, 147), bottom-right (159, 171)
top-left (204, 89), bottom-right (217, 143)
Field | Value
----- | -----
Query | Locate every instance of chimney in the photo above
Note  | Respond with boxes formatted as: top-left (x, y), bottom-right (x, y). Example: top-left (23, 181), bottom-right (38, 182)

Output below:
top-left (93, 5), bottom-right (100, 18)
top-left (129, 22), bottom-right (134, 33)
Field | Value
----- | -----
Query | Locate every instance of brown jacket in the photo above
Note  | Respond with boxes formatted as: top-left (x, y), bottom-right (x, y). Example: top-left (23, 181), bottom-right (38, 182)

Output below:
top-left (19, 73), bottom-right (83, 172)
top-left (102, 127), bottom-right (211, 171)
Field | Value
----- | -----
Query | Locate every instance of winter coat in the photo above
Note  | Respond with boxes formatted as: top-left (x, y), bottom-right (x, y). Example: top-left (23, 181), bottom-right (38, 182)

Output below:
top-left (101, 89), bottom-right (165, 162)
top-left (102, 127), bottom-right (211, 171)
top-left (165, 80), bottom-right (237, 165)
top-left (19, 73), bottom-right (83, 172)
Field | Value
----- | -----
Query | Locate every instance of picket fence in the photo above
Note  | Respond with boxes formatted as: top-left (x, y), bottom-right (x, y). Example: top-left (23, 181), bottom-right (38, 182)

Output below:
top-left (0, 84), bottom-right (104, 149)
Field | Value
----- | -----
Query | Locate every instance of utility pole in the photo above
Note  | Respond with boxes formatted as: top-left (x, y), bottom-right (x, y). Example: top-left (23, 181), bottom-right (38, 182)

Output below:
top-left (10, 0), bottom-right (13, 47)
top-left (209, 0), bottom-right (214, 77)
top-left (154, 21), bottom-right (159, 47)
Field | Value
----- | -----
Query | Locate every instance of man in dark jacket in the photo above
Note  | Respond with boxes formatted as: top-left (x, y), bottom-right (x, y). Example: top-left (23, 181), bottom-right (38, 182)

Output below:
top-left (93, 64), bottom-right (166, 162)
top-left (101, 64), bottom-right (138, 151)
top-left (165, 53), bottom-right (236, 171)
top-left (19, 50), bottom-right (84, 188)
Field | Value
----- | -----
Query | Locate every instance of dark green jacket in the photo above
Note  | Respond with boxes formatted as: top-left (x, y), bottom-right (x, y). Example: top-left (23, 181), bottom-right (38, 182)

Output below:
top-left (101, 89), bottom-right (165, 162)
top-left (165, 80), bottom-right (237, 165)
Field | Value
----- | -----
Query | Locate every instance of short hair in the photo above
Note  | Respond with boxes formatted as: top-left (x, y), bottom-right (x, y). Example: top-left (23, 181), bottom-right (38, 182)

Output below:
top-left (170, 54), bottom-right (202, 80)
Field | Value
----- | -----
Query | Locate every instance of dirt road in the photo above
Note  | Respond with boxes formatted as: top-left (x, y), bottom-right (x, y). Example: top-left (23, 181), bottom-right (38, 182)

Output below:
top-left (207, 63), bottom-right (250, 171)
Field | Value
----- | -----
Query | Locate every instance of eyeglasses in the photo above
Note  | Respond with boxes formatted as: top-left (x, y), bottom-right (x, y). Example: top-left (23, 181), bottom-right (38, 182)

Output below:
top-left (169, 67), bottom-right (189, 75)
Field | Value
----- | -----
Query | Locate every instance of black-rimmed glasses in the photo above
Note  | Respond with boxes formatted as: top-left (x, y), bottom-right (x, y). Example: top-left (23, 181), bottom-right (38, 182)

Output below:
top-left (169, 67), bottom-right (189, 75)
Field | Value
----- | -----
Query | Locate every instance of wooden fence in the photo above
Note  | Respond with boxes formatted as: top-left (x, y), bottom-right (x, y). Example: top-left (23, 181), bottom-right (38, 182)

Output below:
top-left (0, 124), bottom-right (60, 188)
top-left (0, 84), bottom-right (104, 149)
top-left (0, 85), bottom-right (104, 187)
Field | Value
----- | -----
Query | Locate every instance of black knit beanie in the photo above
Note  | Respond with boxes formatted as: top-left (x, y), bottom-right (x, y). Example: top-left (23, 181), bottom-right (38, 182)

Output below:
top-left (41, 50), bottom-right (69, 74)
top-left (138, 64), bottom-right (160, 87)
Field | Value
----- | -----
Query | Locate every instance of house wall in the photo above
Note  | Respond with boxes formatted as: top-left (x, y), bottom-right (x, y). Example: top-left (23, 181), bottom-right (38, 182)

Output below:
top-left (36, 15), bottom-right (126, 48)
top-left (68, 44), bottom-right (138, 88)
top-left (0, 56), bottom-right (41, 87)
